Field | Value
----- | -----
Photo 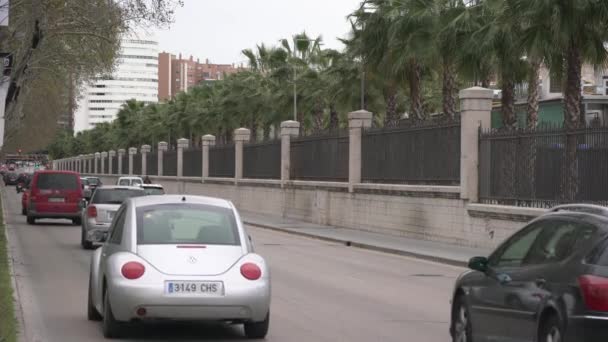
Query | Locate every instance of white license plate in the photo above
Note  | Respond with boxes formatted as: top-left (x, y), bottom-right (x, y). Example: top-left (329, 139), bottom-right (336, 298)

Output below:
top-left (49, 198), bottom-right (65, 203)
top-left (165, 281), bottom-right (224, 296)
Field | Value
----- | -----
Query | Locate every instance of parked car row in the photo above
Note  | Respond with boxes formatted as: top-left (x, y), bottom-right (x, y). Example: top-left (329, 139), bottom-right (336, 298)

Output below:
top-left (9, 170), bottom-right (270, 339)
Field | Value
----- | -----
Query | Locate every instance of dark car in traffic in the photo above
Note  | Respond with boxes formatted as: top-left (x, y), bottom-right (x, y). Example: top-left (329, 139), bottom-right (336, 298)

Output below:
top-left (4, 172), bottom-right (19, 185)
top-left (450, 204), bottom-right (608, 342)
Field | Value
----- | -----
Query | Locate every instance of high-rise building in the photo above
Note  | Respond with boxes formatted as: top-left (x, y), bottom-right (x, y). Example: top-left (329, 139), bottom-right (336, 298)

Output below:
top-left (158, 52), bottom-right (240, 101)
top-left (74, 34), bottom-right (159, 133)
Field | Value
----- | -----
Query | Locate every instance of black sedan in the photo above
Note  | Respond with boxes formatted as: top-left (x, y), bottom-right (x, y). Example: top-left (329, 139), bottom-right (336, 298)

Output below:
top-left (450, 204), bottom-right (608, 342)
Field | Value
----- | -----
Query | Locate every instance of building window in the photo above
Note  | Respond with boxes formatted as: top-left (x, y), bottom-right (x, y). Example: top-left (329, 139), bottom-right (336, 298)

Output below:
top-left (203, 72), bottom-right (210, 78)
top-left (118, 54), bottom-right (158, 60)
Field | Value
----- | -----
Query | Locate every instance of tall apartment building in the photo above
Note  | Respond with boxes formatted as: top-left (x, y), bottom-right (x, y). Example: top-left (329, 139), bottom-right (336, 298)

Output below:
top-left (74, 34), bottom-right (159, 133)
top-left (158, 52), bottom-right (240, 101)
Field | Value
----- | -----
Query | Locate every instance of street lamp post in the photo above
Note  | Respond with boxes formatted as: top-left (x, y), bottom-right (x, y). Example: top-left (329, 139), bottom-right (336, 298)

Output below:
top-left (282, 38), bottom-right (322, 122)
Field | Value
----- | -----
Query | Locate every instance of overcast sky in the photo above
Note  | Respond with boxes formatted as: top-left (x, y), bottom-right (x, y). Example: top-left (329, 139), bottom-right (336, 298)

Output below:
top-left (155, 0), bottom-right (363, 65)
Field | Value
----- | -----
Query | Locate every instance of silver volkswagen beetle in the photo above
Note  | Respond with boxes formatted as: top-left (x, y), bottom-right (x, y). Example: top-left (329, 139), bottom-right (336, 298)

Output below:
top-left (87, 195), bottom-right (271, 339)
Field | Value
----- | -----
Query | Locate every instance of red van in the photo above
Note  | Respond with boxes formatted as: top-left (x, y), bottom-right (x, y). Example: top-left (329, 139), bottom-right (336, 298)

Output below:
top-left (26, 171), bottom-right (83, 225)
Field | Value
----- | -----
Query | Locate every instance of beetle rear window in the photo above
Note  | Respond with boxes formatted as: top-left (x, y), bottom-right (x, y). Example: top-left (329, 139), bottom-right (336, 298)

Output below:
top-left (136, 203), bottom-right (240, 246)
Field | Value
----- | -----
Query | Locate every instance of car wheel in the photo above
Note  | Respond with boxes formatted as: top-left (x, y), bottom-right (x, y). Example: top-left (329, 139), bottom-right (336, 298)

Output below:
top-left (244, 312), bottom-right (270, 339)
top-left (87, 277), bottom-right (102, 321)
top-left (452, 295), bottom-right (472, 342)
top-left (81, 228), bottom-right (93, 250)
top-left (102, 289), bottom-right (124, 338)
top-left (539, 314), bottom-right (562, 342)
top-left (26, 216), bottom-right (35, 225)
top-left (72, 217), bottom-right (82, 226)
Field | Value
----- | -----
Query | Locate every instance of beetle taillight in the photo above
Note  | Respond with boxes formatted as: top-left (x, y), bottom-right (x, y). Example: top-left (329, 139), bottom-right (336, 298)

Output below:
top-left (121, 262), bottom-right (145, 280)
top-left (240, 263), bottom-right (262, 280)
top-left (579, 275), bottom-right (608, 311)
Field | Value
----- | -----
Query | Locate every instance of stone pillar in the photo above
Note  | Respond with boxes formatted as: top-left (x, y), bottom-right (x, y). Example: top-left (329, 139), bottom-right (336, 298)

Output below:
top-left (202, 135), bottom-right (216, 182)
top-left (280, 120), bottom-right (301, 187)
top-left (157, 142), bottom-right (168, 176)
top-left (348, 110), bottom-right (373, 192)
top-left (108, 150), bottom-right (116, 175)
top-left (88, 154), bottom-right (93, 174)
top-left (459, 87), bottom-right (494, 202)
top-left (140, 145), bottom-right (151, 176)
top-left (234, 128), bottom-right (251, 184)
top-left (100, 152), bottom-right (108, 174)
top-left (177, 138), bottom-right (189, 178)
top-left (117, 149), bottom-right (125, 175)
top-left (94, 152), bottom-right (100, 174)
top-left (128, 147), bottom-right (137, 175)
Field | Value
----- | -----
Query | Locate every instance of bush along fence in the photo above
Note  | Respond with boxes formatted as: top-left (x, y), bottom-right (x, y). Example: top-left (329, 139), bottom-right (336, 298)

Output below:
top-left (55, 87), bottom-right (607, 208)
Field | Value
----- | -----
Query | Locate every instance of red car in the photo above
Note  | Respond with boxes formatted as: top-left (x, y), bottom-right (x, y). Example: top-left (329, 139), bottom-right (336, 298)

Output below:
top-left (26, 171), bottom-right (83, 225)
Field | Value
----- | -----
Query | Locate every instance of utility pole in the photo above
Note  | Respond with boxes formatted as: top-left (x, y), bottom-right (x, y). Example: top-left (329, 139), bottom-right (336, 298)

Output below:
top-left (0, 0), bottom-right (11, 151)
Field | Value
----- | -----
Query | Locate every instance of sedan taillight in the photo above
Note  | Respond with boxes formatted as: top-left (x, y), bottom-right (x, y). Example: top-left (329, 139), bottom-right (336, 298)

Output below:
top-left (121, 262), bottom-right (145, 280)
top-left (579, 275), bottom-right (608, 311)
top-left (240, 263), bottom-right (262, 280)
top-left (87, 205), bottom-right (97, 218)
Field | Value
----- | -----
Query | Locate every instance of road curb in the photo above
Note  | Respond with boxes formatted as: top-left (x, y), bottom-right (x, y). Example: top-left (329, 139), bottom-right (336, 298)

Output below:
top-left (0, 187), bottom-right (26, 342)
top-left (243, 220), bottom-right (468, 267)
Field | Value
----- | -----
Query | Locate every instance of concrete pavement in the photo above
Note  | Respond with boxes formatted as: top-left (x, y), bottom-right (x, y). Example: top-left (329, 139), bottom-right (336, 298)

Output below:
top-left (4, 188), bottom-right (463, 341)
top-left (241, 210), bottom-right (492, 266)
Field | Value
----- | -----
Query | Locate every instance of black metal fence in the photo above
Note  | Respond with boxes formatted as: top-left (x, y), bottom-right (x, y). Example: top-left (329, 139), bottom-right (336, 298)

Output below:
top-left (164, 151), bottom-right (177, 176)
top-left (147, 153), bottom-right (158, 176)
top-left (113, 156), bottom-right (120, 174)
top-left (183, 149), bottom-right (202, 177)
top-left (479, 125), bottom-right (608, 208)
top-left (132, 154), bottom-right (142, 176)
top-left (209, 144), bottom-right (235, 178)
top-left (243, 140), bottom-right (281, 179)
top-left (290, 131), bottom-right (349, 181)
top-left (362, 122), bottom-right (461, 185)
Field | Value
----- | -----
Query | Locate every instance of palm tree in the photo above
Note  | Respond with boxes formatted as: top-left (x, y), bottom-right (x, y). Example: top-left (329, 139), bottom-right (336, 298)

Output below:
top-left (515, 0), bottom-right (608, 200)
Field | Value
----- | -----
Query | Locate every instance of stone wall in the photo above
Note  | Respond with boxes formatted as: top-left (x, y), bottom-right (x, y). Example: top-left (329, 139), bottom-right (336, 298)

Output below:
top-left (98, 175), bottom-right (544, 250)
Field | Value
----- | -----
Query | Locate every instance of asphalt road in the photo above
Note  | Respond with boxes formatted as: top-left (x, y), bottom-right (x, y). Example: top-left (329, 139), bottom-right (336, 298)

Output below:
top-left (3, 188), bottom-right (463, 342)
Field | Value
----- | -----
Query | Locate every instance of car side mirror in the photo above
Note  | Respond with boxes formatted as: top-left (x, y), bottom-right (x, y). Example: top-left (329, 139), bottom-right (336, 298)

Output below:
top-left (468, 256), bottom-right (489, 273)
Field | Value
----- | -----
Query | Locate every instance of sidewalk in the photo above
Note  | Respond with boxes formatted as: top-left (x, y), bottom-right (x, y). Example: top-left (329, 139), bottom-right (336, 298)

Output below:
top-left (240, 211), bottom-right (492, 266)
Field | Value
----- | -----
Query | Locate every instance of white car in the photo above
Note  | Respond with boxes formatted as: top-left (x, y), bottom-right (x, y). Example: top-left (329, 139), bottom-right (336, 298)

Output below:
top-left (141, 184), bottom-right (164, 196)
top-left (87, 195), bottom-right (271, 339)
top-left (116, 177), bottom-right (143, 187)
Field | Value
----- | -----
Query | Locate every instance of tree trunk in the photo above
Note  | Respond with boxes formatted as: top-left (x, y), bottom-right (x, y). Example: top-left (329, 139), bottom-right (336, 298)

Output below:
top-left (263, 123), bottom-right (271, 140)
top-left (562, 42), bottom-right (582, 202)
top-left (409, 59), bottom-right (425, 121)
top-left (442, 58), bottom-right (457, 122)
top-left (329, 103), bottom-right (339, 132)
top-left (312, 103), bottom-right (324, 132)
top-left (501, 77), bottom-right (517, 130)
top-left (384, 90), bottom-right (399, 127)
top-left (525, 58), bottom-right (542, 201)
top-left (250, 113), bottom-right (257, 142)
top-left (526, 59), bottom-right (541, 129)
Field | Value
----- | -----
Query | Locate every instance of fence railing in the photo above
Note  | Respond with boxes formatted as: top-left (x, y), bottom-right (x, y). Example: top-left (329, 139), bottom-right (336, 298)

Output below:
top-left (147, 153), bottom-right (158, 176)
top-left (132, 154), bottom-right (142, 176)
top-left (183, 149), bottom-right (202, 177)
top-left (111, 157), bottom-right (118, 175)
top-left (164, 151), bottom-right (177, 176)
top-left (209, 144), bottom-right (235, 178)
top-left (290, 131), bottom-right (349, 181)
top-left (479, 125), bottom-right (608, 208)
top-left (362, 122), bottom-right (461, 185)
top-left (243, 139), bottom-right (281, 179)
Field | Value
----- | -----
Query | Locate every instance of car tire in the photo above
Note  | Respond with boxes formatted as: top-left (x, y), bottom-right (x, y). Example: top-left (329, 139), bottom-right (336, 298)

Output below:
top-left (81, 228), bottom-right (93, 250)
top-left (102, 289), bottom-right (124, 338)
top-left (87, 277), bottom-right (102, 321)
top-left (244, 312), bottom-right (270, 339)
top-left (72, 217), bottom-right (81, 226)
top-left (26, 216), bottom-right (35, 225)
top-left (451, 295), bottom-right (472, 342)
top-left (539, 314), bottom-right (563, 342)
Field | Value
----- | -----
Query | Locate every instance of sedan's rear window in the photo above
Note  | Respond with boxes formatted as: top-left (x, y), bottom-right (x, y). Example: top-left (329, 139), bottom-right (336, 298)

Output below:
top-left (92, 189), bottom-right (145, 204)
top-left (143, 187), bottom-right (164, 195)
top-left (87, 178), bottom-right (100, 185)
top-left (136, 204), bottom-right (240, 246)
top-left (36, 173), bottom-right (78, 190)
